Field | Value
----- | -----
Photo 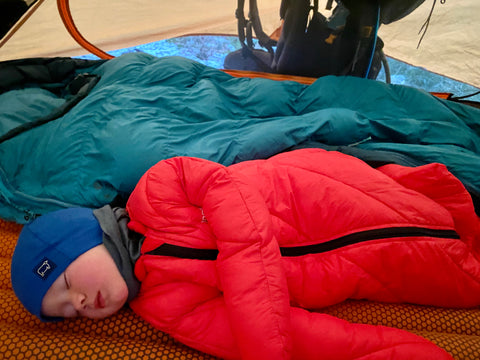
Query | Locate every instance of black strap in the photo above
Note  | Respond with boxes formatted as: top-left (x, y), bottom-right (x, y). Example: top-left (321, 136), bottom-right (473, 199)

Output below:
top-left (235, 0), bottom-right (276, 54)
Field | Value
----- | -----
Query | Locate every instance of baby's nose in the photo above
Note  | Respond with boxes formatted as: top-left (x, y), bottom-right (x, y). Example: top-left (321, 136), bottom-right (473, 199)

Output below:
top-left (72, 293), bottom-right (87, 311)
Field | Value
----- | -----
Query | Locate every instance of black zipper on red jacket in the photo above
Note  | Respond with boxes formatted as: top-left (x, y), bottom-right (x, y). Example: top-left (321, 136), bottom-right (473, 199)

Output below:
top-left (146, 242), bottom-right (219, 260)
top-left (279, 226), bottom-right (459, 257)
top-left (145, 226), bottom-right (459, 260)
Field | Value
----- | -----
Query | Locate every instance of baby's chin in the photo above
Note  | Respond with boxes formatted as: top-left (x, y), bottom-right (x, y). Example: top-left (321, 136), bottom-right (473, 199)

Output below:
top-left (87, 301), bottom-right (127, 319)
top-left (87, 307), bottom-right (122, 319)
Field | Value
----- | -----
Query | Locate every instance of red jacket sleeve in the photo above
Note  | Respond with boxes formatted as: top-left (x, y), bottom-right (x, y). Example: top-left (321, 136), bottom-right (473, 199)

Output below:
top-left (289, 307), bottom-right (453, 360)
top-left (127, 158), bottom-right (290, 359)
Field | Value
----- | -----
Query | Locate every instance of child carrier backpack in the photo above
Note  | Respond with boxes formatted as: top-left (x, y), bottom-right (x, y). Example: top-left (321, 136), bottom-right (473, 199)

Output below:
top-left (224, 0), bottom-right (426, 80)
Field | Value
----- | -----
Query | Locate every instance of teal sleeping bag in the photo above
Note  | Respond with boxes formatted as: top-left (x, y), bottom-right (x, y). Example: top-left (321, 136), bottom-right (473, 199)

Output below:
top-left (1, 52), bottom-right (479, 223)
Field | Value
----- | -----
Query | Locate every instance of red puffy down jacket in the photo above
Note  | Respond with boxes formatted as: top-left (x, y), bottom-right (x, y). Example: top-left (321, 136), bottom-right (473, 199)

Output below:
top-left (126, 148), bottom-right (480, 360)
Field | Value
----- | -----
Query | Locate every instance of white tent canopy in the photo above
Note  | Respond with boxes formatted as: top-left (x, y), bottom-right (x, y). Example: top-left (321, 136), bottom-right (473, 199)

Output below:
top-left (1, 0), bottom-right (479, 89)
top-left (379, 0), bottom-right (479, 89)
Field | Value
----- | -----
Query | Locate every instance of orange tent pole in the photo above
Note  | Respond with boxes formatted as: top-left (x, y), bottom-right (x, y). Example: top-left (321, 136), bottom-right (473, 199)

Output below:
top-left (57, 0), bottom-right (114, 59)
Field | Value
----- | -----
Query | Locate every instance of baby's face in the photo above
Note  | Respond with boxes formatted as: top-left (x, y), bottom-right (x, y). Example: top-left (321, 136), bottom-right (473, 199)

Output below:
top-left (41, 244), bottom-right (129, 319)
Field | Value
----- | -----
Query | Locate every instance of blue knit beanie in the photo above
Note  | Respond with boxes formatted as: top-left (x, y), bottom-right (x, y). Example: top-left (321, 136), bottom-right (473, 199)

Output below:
top-left (11, 208), bottom-right (104, 321)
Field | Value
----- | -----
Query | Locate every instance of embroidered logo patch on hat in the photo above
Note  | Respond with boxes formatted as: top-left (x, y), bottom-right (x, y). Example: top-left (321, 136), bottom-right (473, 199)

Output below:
top-left (33, 257), bottom-right (57, 280)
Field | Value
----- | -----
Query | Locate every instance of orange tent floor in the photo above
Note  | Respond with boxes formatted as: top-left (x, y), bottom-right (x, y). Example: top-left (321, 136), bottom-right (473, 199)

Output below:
top-left (2, 218), bottom-right (480, 359)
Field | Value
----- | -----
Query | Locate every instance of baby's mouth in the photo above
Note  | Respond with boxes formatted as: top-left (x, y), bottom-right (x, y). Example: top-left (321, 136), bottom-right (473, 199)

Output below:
top-left (95, 291), bottom-right (105, 309)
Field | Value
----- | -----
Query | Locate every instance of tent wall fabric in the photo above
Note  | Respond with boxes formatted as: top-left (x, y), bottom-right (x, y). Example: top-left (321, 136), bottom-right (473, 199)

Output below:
top-left (0, 0), bottom-right (280, 60)
top-left (0, 0), bottom-right (479, 89)
top-left (378, 0), bottom-right (480, 89)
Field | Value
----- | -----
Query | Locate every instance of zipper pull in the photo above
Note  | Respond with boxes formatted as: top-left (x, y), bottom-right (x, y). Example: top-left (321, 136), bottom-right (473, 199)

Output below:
top-left (200, 208), bottom-right (208, 223)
